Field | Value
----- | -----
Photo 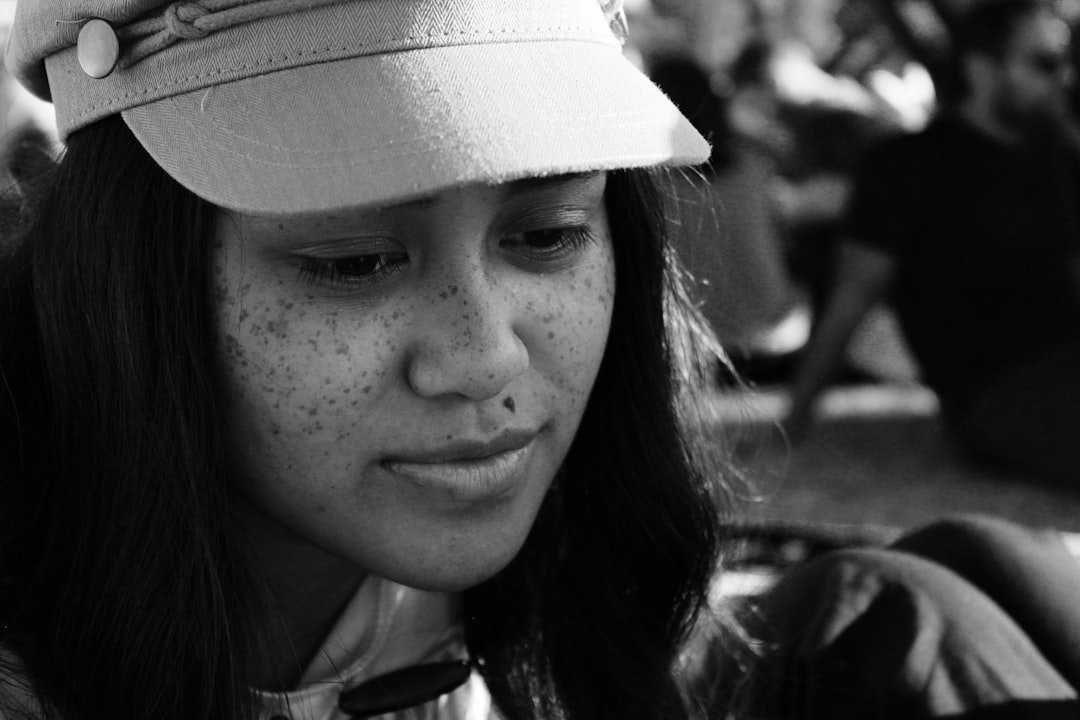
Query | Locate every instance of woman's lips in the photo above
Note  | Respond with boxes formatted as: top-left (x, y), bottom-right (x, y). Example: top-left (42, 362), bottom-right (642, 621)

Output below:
top-left (380, 430), bottom-right (538, 502)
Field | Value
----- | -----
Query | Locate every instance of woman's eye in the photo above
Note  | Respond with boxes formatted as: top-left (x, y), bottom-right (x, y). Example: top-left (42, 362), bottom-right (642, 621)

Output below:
top-left (502, 226), bottom-right (598, 263)
top-left (296, 252), bottom-right (408, 289)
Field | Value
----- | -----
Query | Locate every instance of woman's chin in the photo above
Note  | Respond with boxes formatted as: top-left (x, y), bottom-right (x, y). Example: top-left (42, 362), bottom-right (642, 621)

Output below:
top-left (382, 539), bottom-right (526, 593)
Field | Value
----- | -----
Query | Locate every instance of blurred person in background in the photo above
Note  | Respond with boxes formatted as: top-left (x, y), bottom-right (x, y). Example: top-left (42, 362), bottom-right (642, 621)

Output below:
top-left (646, 0), bottom-right (935, 384)
top-left (0, 0), bottom-right (57, 246)
top-left (644, 0), bottom-right (812, 381)
top-left (785, 0), bottom-right (1080, 485)
top-left (767, 0), bottom-right (931, 326)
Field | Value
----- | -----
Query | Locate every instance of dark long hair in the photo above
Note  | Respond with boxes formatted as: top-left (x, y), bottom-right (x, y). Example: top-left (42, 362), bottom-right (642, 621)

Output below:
top-left (0, 116), bottom-right (737, 719)
top-left (0, 116), bottom-right (256, 719)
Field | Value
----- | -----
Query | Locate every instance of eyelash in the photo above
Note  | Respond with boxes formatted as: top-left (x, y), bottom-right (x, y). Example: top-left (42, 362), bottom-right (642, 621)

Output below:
top-left (296, 252), bottom-right (408, 290)
top-left (296, 226), bottom-right (599, 290)
top-left (503, 225), bottom-right (598, 263)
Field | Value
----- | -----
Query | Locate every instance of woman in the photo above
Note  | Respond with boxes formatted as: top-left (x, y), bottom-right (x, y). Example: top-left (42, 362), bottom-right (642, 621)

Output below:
top-left (6, 1), bottom-right (1080, 719)
top-left (0, 1), bottom-right (738, 718)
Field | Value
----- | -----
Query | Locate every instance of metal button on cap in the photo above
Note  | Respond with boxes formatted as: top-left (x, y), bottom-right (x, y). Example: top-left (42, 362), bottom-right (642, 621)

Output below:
top-left (77, 19), bottom-right (120, 79)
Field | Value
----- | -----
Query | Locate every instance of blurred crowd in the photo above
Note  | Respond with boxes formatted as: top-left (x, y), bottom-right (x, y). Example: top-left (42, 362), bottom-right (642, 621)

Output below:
top-left (632, 0), bottom-right (1080, 485)
top-left (628, 0), bottom-right (940, 372)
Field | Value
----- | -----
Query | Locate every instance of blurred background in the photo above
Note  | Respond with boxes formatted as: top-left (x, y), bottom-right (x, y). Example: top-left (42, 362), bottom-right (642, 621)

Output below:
top-left (0, 0), bottom-right (59, 241)
top-left (621, 0), bottom-right (1080, 534)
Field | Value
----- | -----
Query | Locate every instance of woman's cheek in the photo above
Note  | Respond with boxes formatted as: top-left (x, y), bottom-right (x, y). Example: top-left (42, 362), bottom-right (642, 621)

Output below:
top-left (532, 246), bottom-right (616, 415)
top-left (216, 284), bottom-right (394, 463)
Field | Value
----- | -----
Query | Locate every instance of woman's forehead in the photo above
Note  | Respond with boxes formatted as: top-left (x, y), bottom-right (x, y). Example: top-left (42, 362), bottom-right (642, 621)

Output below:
top-left (223, 172), bottom-right (609, 235)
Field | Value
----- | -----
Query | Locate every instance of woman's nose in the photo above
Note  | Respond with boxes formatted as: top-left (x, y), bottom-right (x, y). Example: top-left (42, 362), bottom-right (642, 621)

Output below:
top-left (406, 274), bottom-right (529, 400)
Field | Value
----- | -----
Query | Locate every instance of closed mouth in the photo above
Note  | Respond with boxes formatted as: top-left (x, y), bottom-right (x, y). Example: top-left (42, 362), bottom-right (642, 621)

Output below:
top-left (381, 428), bottom-right (539, 466)
top-left (379, 430), bottom-right (540, 501)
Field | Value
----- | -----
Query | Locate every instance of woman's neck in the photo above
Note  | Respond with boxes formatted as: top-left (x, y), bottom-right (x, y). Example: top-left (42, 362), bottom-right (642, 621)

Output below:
top-left (238, 506), bottom-right (368, 691)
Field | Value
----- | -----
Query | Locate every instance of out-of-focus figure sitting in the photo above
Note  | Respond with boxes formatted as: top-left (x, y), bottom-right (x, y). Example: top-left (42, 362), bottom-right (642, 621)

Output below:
top-left (635, 0), bottom-right (812, 376)
top-left (786, 0), bottom-right (1080, 485)
top-left (641, 0), bottom-right (937, 383)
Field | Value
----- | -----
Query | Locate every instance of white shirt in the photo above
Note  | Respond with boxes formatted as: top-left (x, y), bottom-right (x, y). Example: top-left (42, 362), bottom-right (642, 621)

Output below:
top-left (256, 576), bottom-right (492, 720)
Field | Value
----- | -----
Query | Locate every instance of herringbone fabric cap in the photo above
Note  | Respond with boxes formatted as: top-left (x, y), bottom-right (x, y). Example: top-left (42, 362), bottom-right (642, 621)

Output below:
top-left (7, 0), bottom-right (709, 213)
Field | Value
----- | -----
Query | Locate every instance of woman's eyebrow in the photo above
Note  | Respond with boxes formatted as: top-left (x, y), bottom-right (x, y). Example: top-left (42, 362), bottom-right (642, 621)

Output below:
top-left (503, 172), bottom-right (603, 195)
top-left (249, 173), bottom-right (608, 229)
top-left (373, 173), bottom-right (604, 214)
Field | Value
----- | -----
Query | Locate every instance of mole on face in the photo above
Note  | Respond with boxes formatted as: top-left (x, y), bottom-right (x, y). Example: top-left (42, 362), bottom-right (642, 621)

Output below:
top-left (502, 396), bottom-right (516, 413)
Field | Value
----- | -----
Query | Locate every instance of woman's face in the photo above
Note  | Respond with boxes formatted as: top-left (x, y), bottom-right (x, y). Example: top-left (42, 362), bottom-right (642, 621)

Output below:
top-left (213, 173), bottom-right (614, 591)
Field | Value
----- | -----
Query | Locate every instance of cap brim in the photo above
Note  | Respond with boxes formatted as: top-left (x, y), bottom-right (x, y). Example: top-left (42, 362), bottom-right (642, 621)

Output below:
top-left (121, 40), bottom-right (709, 215)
